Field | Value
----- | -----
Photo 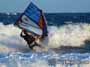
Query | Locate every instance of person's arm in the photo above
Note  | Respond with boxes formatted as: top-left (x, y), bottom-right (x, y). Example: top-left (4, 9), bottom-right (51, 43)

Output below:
top-left (20, 31), bottom-right (23, 37)
top-left (20, 30), bottom-right (26, 37)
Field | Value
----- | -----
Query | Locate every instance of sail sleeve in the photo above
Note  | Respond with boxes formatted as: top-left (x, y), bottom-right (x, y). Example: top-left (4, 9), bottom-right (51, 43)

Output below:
top-left (15, 2), bottom-right (48, 36)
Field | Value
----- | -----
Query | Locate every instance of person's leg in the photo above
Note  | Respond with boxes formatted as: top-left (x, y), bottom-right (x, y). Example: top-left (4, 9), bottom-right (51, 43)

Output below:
top-left (27, 42), bottom-right (41, 50)
top-left (28, 42), bottom-right (48, 52)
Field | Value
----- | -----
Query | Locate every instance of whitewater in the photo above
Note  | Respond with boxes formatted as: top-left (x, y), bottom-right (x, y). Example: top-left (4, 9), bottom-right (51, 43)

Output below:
top-left (0, 22), bottom-right (90, 67)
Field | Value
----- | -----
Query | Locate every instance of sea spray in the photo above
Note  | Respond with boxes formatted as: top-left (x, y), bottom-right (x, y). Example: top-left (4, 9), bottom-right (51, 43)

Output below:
top-left (1, 23), bottom-right (90, 52)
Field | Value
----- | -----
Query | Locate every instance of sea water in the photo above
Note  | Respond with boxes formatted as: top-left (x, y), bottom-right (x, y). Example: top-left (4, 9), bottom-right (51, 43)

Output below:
top-left (0, 23), bottom-right (90, 67)
top-left (0, 52), bottom-right (90, 67)
top-left (0, 13), bottom-right (90, 67)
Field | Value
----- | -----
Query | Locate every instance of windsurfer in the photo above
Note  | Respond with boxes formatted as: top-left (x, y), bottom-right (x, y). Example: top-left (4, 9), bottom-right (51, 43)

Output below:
top-left (20, 29), bottom-right (41, 50)
top-left (14, 2), bottom-right (48, 52)
top-left (20, 29), bottom-right (48, 52)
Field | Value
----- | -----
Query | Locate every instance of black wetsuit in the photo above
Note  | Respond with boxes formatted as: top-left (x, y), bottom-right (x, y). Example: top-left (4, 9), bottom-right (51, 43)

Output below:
top-left (20, 32), bottom-right (39, 50)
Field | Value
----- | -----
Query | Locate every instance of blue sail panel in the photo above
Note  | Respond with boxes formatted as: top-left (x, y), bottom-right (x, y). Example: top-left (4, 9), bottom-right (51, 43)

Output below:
top-left (24, 2), bottom-right (41, 24)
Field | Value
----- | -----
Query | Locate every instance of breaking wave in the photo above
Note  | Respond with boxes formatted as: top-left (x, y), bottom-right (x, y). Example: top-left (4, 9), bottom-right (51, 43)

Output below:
top-left (0, 23), bottom-right (90, 52)
top-left (48, 23), bottom-right (90, 48)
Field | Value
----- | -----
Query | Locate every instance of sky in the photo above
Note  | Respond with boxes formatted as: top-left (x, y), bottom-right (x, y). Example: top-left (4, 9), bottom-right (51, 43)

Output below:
top-left (0, 0), bottom-right (90, 13)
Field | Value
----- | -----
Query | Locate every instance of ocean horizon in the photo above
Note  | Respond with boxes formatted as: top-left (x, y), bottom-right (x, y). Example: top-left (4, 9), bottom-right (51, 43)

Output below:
top-left (0, 13), bottom-right (90, 26)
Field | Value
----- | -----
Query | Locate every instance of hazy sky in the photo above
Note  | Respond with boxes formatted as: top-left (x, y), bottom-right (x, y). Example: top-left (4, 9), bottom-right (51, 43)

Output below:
top-left (0, 0), bottom-right (90, 13)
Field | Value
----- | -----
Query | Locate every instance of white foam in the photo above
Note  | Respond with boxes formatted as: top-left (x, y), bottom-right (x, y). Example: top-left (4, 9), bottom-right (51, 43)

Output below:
top-left (0, 24), bottom-right (28, 53)
top-left (47, 23), bottom-right (90, 48)
top-left (0, 23), bottom-right (90, 52)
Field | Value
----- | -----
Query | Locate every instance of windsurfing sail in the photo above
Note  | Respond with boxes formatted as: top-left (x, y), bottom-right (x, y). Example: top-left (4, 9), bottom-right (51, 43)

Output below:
top-left (15, 2), bottom-right (48, 36)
